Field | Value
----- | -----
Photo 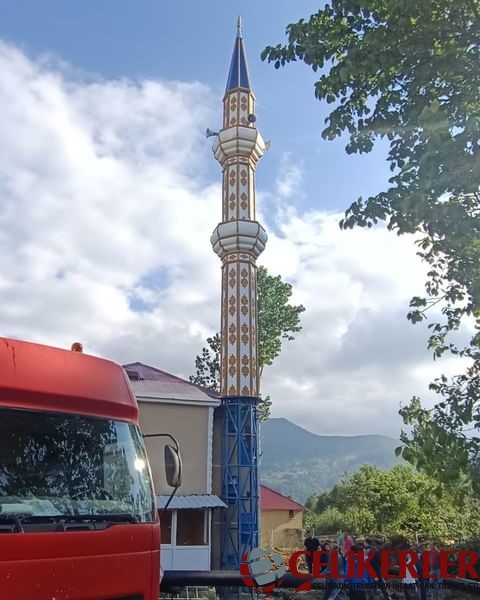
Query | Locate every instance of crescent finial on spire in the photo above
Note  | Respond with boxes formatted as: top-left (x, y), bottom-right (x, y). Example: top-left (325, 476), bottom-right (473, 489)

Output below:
top-left (237, 15), bottom-right (243, 38)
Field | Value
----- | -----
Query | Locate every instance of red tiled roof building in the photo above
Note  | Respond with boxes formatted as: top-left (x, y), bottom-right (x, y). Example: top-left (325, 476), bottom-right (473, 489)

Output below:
top-left (260, 485), bottom-right (304, 548)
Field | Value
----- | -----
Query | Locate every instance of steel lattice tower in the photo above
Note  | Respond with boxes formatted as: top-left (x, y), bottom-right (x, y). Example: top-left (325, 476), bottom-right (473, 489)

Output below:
top-left (210, 18), bottom-right (268, 569)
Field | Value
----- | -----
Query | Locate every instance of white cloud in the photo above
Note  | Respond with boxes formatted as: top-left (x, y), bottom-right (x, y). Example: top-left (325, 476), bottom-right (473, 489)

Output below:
top-left (0, 41), bottom-right (462, 439)
top-left (259, 204), bottom-right (471, 436)
top-left (0, 42), bottom-right (221, 361)
top-left (275, 153), bottom-right (303, 200)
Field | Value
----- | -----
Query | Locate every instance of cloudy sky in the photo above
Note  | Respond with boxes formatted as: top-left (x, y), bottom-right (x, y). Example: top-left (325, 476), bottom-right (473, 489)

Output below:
top-left (0, 1), bottom-right (460, 437)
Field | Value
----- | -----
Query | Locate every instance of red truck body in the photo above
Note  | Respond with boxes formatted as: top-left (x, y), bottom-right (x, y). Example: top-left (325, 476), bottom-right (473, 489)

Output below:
top-left (0, 337), bottom-right (160, 600)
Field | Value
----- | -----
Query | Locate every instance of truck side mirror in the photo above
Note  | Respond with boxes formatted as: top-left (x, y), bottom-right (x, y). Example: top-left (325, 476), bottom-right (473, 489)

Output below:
top-left (165, 444), bottom-right (182, 488)
top-left (143, 432), bottom-right (182, 491)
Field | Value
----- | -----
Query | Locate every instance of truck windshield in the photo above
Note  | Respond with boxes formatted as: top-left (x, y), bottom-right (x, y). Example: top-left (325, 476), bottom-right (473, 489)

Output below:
top-left (0, 407), bottom-right (155, 522)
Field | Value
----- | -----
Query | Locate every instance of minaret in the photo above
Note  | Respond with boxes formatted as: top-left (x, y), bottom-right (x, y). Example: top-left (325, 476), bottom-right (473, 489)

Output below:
top-left (210, 18), bottom-right (268, 568)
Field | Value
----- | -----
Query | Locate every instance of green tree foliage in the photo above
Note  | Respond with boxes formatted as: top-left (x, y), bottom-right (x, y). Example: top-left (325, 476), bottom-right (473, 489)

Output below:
top-left (305, 465), bottom-right (480, 540)
top-left (304, 506), bottom-right (347, 535)
top-left (191, 334), bottom-right (220, 392)
top-left (262, 1), bottom-right (480, 490)
top-left (190, 266), bottom-right (305, 421)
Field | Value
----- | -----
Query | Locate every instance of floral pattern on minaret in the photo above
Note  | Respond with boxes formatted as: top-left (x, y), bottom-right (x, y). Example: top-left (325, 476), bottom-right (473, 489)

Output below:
top-left (211, 18), bottom-right (267, 397)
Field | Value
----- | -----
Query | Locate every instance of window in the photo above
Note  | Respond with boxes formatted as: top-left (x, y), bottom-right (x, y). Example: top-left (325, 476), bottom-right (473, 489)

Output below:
top-left (289, 510), bottom-right (294, 520)
top-left (0, 407), bottom-right (155, 522)
top-left (176, 509), bottom-right (207, 546)
top-left (160, 510), bottom-right (172, 544)
top-left (159, 509), bottom-right (211, 547)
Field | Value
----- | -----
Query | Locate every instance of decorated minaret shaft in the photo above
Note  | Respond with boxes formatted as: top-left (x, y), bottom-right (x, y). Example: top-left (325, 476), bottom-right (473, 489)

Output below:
top-left (211, 20), bottom-right (267, 398)
top-left (210, 19), bottom-right (267, 568)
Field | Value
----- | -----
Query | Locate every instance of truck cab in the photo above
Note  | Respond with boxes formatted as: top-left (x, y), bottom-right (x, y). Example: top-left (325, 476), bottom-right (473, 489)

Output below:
top-left (0, 337), bottom-right (177, 600)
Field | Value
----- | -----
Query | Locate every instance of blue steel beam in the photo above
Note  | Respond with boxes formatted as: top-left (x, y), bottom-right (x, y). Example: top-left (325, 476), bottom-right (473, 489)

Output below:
top-left (221, 396), bottom-right (259, 568)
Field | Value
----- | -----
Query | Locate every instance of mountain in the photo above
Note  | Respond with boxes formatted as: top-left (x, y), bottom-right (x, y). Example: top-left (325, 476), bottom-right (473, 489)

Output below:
top-left (259, 418), bottom-right (401, 504)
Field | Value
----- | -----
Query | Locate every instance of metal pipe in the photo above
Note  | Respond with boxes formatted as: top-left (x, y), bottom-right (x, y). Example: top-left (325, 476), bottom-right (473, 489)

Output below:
top-left (161, 570), bottom-right (308, 589)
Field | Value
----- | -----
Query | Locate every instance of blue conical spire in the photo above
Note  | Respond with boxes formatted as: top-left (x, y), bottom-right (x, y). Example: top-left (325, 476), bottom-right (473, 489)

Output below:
top-left (226, 17), bottom-right (251, 91)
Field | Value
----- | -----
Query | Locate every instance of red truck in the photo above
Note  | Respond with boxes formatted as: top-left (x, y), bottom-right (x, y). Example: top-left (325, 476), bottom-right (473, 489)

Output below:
top-left (0, 336), bottom-right (181, 600)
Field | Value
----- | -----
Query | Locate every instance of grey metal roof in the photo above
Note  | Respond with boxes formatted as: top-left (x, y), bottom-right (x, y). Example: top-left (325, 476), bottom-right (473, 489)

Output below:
top-left (124, 363), bottom-right (185, 382)
top-left (123, 363), bottom-right (220, 406)
top-left (130, 380), bottom-right (219, 405)
top-left (157, 494), bottom-right (227, 510)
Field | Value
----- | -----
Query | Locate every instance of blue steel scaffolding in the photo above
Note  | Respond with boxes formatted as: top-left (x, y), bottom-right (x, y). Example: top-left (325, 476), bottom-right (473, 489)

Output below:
top-left (221, 395), bottom-right (259, 569)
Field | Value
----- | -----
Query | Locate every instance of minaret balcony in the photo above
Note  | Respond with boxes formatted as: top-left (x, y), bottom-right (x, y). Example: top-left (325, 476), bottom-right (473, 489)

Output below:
top-left (211, 220), bottom-right (267, 259)
top-left (212, 127), bottom-right (266, 167)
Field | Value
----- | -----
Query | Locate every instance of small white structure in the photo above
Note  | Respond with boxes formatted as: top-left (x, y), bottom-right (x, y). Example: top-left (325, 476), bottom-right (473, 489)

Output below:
top-left (156, 494), bottom-right (226, 571)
